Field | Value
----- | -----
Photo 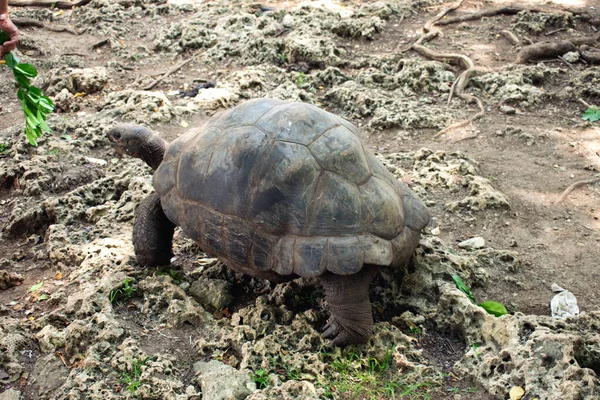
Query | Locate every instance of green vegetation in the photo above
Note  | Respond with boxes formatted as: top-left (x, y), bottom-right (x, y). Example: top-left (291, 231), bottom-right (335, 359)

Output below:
top-left (0, 31), bottom-right (54, 146)
top-left (452, 275), bottom-right (508, 317)
top-left (318, 346), bottom-right (440, 399)
top-left (252, 369), bottom-right (269, 389)
top-left (121, 357), bottom-right (153, 396)
top-left (297, 72), bottom-right (306, 86)
top-left (582, 106), bottom-right (600, 122)
top-left (109, 278), bottom-right (137, 303)
top-left (156, 269), bottom-right (182, 284)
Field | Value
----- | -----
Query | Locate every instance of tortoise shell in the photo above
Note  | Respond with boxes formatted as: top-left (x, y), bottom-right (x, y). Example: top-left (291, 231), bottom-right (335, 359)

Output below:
top-left (154, 98), bottom-right (430, 278)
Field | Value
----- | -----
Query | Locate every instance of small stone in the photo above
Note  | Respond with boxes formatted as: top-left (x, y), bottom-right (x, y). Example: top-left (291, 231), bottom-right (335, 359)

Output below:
top-left (458, 237), bottom-right (486, 250)
top-left (499, 105), bottom-right (517, 115)
top-left (281, 14), bottom-right (295, 28)
top-left (431, 226), bottom-right (441, 235)
top-left (562, 51), bottom-right (580, 63)
top-left (0, 389), bottom-right (21, 400)
top-left (189, 278), bottom-right (233, 310)
top-left (194, 360), bottom-right (256, 400)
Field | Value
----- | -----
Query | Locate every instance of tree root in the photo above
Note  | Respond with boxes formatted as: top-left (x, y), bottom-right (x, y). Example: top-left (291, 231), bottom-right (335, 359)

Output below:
top-left (435, 5), bottom-right (589, 27)
top-left (402, 0), bottom-right (484, 138)
top-left (557, 177), bottom-right (600, 203)
top-left (12, 17), bottom-right (78, 34)
top-left (9, 0), bottom-right (92, 8)
top-left (434, 95), bottom-right (484, 138)
top-left (501, 30), bottom-right (521, 47)
top-left (142, 52), bottom-right (200, 91)
top-left (516, 35), bottom-right (600, 64)
top-left (580, 45), bottom-right (600, 64)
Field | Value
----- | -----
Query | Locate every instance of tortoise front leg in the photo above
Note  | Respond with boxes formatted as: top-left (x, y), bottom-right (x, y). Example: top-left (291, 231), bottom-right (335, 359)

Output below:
top-left (320, 266), bottom-right (379, 347)
top-left (133, 193), bottom-right (176, 267)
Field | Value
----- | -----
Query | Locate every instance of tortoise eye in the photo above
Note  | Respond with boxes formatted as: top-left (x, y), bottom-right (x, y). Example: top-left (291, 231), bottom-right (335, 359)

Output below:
top-left (111, 131), bottom-right (121, 140)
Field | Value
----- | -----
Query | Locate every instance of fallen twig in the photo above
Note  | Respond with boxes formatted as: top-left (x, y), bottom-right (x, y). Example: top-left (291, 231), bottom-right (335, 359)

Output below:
top-left (557, 177), bottom-right (600, 203)
top-left (12, 17), bottom-right (78, 34)
top-left (545, 27), bottom-right (567, 36)
top-left (9, 0), bottom-right (92, 8)
top-left (557, 55), bottom-right (575, 70)
top-left (577, 98), bottom-right (592, 109)
top-left (142, 52), bottom-right (200, 91)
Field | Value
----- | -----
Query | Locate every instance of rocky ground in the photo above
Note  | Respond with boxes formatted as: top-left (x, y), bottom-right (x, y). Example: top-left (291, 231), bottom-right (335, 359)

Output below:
top-left (1, 0), bottom-right (600, 399)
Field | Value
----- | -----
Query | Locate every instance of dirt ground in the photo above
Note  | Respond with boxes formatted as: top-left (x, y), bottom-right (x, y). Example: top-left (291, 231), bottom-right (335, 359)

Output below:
top-left (1, 0), bottom-right (599, 399)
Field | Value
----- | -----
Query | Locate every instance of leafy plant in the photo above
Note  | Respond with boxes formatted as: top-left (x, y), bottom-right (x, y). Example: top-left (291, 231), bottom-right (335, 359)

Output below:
top-left (109, 278), bottom-right (137, 303)
top-left (582, 106), bottom-right (600, 122)
top-left (0, 142), bottom-right (8, 154)
top-left (252, 369), bottom-right (269, 389)
top-left (0, 31), bottom-right (54, 146)
top-left (121, 357), bottom-right (152, 396)
top-left (451, 274), bottom-right (508, 317)
top-left (451, 275), bottom-right (475, 303)
top-left (156, 269), bottom-right (182, 284)
top-left (368, 346), bottom-right (394, 374)
top-left (279, 52), bottom-right (288, 64)
top-left (297, 72), bottom-right (306, 86)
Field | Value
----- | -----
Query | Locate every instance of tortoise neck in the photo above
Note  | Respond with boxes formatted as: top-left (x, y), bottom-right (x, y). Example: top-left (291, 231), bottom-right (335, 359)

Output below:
top-left (142, 136), bottom-right (168, 170)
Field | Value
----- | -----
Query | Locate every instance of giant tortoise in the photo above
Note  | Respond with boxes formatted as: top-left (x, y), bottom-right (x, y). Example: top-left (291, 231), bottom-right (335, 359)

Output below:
top-left (107, 98), bottom-right (430, 346)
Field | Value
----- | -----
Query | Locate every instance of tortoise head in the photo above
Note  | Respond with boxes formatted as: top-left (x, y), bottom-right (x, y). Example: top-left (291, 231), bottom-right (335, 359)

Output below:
top-left (107, 124), bottom-right (168, 170)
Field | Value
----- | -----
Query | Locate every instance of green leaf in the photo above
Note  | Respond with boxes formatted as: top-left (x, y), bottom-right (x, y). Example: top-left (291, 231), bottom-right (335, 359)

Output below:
top-left (0, 31), bottom-right (9, 43)
top-left (38, 97), bottom-right (55, 113)
top-left (582, 106), bottom-right (600, 122)
top-left (478, 301), bottom-right (508, 317)
top-left (451, 274), bottom-right (476, 303)
top-left (37, 293), bottom-right (49, 301)
top-left (25, 129), bottom-right (39, 146)
top-left (14, 74), bottom-right (30, 88)
top-left (30, 281), bottom-right (44, 292)
top-left (37, 110), bottom-right (51, 132)
top-left (14, 63), bottom-right (38, 78)
top-left (29, 86), bottom-right (43, 97)
top-left (4, 52), bottom-right (19, 67)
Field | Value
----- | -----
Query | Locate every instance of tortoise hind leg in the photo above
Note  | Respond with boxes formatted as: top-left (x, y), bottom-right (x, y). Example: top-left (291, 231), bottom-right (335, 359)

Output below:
top-left (133, 193), bottom-right (176, 267)
top-left (320, 266), bottom-right (379, 347)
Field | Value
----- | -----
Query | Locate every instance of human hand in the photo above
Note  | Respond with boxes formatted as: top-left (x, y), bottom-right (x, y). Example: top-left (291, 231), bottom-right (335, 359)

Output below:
top-left (0, 14), bottom-right (19, 57)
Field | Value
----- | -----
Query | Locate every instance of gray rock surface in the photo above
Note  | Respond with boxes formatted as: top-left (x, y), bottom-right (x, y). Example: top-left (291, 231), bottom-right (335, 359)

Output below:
top-left (194, 360), bottom-right (256, 400)
top-left (0, 389), bottom-right (21, 400)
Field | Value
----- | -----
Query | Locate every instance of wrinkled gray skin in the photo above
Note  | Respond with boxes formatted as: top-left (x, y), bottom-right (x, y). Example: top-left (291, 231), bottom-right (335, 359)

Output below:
top-left (107, 99), bottom-right (430, 346)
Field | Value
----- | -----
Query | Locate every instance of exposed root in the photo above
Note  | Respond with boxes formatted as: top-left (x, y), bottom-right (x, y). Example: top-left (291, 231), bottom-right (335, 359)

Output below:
top-left (580, 45), bottom-right (600, 64)
top-left (516, 35), bottom-right (600, 64)
top-left (578, 98), bottom-right (592, 109)
top-left (435, 5), bottom-right (587, 26)
top-left (143, 52), bottom-right (200, 90)
top-left (402, 0), bottom-right (484, 138)
top-left (12, 17), bottom-right (78, 34)
top-left (557, 177), bottom-right (600, 203)
top-left (434, 95), bottom-right (484, 138)
top-left (453, 131), bottom-right (480, 143)
top-left (8, 0), bottom-right (92, 8)
top-left (516, 41), bottom-right (575, 64)
top-left (501, 30), bottom-right (521, 47)
top-left (545, 28), bottom-right (568, 36)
